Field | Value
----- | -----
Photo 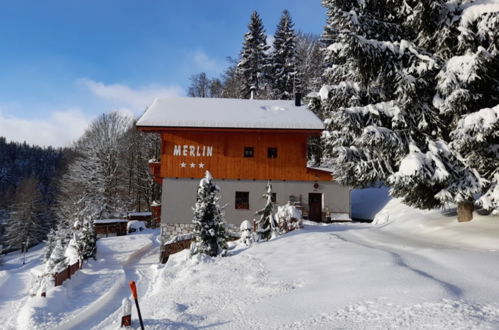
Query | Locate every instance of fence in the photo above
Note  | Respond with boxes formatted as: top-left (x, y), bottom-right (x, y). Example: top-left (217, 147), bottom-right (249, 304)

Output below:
top-left (54, 261), bottom-right (82, 287)
top-left (160, 233), bottom-right (241, 264)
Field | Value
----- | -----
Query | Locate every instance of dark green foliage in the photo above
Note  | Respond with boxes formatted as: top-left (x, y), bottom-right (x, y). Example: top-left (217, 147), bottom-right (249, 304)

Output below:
top-left (191, 171), bottom-right (228, 257)
top-left (270, 10), bottom-right (299, 100)
top-left (255, 182), bottom-right (276, 241)
top-left (237, 11), bottom-right (270, 99)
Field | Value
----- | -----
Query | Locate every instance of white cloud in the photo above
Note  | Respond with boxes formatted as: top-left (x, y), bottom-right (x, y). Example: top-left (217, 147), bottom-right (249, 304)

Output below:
top-left (81, 78), bottom-right (184, 113)
top-left (0, 80), bottom-right (184, 148)
top-left (0, 108), bottom-right (90, 148)
top-left (192, 50), bottom-right (223, 74)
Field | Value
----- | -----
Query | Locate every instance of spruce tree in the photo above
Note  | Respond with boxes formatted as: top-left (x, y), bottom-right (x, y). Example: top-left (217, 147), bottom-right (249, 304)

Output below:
top-left (4, 176), bottom-right (45, 250)
top-left (270, 10), bottom-right (299, 100)
top-left (191, 171), bottom-right (228, 257)
top-left (45, 238), bottom-right (68, 274)
top-left (434, 6), bottom-right (499, 217)
top-left (237, 11), bottom-right (270, 99)
top-left (314, 0), bottom-right (498, 221)
top-left (314, 0), bottom-right (442, 193)
top-left (255, 182), bottom-right (276, 241)
top-left (78, 218), bottom-right (97, 259)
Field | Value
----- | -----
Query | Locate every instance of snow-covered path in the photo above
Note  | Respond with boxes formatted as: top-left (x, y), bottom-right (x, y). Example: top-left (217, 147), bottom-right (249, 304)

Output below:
top-left (11, 230), bottom-right (159, 330)
top-left (238, 224), bottom-right (499, 329)
top-left (0, 245), bottom-right (44, 330)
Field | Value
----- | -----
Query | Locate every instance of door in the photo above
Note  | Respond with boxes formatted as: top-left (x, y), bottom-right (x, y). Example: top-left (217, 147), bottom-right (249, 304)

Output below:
top-left (308, 193), bottom-right (322, 222)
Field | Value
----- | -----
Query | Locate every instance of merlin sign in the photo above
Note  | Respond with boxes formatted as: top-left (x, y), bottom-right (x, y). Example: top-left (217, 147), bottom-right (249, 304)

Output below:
top-left (173, 145), bottom-right (214, 157)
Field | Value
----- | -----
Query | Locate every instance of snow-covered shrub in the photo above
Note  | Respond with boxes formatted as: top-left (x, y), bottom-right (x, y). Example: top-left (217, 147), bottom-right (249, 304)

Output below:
top-left (191, 171), bottom-right (228, 257)
top-left (275, 202), bottom-right (303, 233)
top-left (239, 220), bottom-right (253, 247)
top-left (127, 220), bottom-right (146, 233)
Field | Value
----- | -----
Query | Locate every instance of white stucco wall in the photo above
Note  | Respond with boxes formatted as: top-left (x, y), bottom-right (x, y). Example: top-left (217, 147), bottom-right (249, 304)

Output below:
top-left (161, 178), bottom-right (350, 227)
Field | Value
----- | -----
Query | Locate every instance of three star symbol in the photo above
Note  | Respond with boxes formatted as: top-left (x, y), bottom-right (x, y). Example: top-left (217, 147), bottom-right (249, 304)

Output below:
top-left (179, 162), bottom-right (205, 168)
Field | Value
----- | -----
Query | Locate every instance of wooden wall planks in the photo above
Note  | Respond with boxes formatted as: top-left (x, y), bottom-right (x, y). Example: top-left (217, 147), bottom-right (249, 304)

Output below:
top-left (159, 130), bottom-right (331, 182)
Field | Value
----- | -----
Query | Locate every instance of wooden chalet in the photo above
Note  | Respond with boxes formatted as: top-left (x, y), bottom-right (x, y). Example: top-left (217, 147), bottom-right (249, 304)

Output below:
top-left (137, 96), bottom-right (351, 244)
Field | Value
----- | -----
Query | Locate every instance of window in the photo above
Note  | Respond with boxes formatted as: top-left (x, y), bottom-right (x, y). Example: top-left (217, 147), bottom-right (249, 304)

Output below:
top-left (244, 147), bottom-right (254, 158)
top-left (271, 193), bottom-right (277, 203)
top-left (268, 147), bottom-right (278, 158)
top-left (235, 191), bottom-right (249, 209)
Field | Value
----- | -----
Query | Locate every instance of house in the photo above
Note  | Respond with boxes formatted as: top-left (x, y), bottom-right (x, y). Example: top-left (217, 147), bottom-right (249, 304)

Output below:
top-left (136, 96), bottom-right (351, 246)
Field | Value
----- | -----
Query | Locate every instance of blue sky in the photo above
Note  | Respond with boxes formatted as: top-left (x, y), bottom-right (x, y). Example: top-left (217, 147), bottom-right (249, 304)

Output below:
top-left (0, 1), bottom-right (326, 147)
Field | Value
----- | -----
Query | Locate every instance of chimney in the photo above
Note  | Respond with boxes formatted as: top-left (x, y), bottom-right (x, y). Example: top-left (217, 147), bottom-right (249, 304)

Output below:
top-left (295, 93), bottom-right (302, 106)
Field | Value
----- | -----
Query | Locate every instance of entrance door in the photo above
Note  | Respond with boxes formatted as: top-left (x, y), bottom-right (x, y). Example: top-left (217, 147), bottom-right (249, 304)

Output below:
top-left (308, 193), bottom-right (322, 222)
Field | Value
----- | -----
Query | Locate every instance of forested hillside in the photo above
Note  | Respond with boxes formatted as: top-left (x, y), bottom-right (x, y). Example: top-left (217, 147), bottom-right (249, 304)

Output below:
top-left (0, 137), bottom-right (68, 251)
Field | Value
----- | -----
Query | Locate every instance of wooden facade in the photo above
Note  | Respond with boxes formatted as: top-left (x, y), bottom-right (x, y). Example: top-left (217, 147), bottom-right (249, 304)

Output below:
top-left (154, 129), bottom-right (331, 182)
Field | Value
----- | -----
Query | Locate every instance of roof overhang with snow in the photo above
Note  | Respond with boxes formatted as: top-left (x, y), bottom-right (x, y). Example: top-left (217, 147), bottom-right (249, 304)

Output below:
top-left (136, 97), bottom-right (325, 132)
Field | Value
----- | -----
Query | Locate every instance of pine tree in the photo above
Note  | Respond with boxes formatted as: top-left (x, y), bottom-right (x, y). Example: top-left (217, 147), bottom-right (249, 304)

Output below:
top-left (4, 176), bottom-right (45, 250)
top-left (315, 0), bottom-right (498, 221)
top-left (451, 105), bottom-right (499, 213)
top-left (191, 171), bottom-right (227, 257)
top-left (255, 182), bottom-right (276, 241)
top-left (237, 11), bottom-right (270, 99)
top-left (270, 10), bottom-right (299, 100)
top-left (45, 238), bottom-right (68, 274)
top-left (433, 5), bottom-right (499, 217)
top-left (314, 0), bottom-right (441, 191)
top-left (78, 218), bottom-right (97, 259)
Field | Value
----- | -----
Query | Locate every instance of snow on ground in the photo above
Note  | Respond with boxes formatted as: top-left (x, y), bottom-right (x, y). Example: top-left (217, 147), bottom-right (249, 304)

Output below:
top-left (2, 200), bottom-right (499, 329)
top-left (0, 244), bottom-right (45, 330)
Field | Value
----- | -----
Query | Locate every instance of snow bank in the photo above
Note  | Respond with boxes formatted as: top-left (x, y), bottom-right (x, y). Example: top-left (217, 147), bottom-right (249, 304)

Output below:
top-left (373, 198), bottom-right (499, 251)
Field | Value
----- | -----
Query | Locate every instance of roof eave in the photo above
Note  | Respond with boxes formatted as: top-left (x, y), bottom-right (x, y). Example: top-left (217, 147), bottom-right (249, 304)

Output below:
top-left (136, 125), bottom-right (324, 134)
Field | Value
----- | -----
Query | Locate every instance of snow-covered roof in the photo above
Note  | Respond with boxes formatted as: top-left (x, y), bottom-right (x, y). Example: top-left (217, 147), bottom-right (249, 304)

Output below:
top-left (94, 219), bottom-right (128, 224)
top-left (127, 212), bottom-right (152, 217)
top-left (136, 97), bottom-right (324, 130)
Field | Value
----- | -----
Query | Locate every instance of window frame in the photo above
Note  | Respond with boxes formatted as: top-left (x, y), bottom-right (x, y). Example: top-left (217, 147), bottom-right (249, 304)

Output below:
top-left (267, 147), bottom-right (278, 158)
top-left (235, 191), bottom-right (250, 210)
top-left (244, 147), bottom-right (254, 158)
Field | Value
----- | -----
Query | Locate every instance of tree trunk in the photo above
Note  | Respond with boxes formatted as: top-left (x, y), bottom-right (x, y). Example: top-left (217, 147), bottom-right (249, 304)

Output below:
top-left (457, 201), bottom-right (474, 222)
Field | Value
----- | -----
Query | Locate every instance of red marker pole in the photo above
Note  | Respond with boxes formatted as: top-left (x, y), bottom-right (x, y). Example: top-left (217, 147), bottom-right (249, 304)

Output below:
top-left (129, 281), bottom-right (145, 330)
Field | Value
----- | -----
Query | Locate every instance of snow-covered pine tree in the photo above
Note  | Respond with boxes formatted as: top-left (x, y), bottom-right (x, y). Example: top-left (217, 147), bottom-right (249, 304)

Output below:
top-left (451, 105), bottom-right (499, 214)
top-left (191, 171), bottom-right (228, 257)
top-left (255, 182), bottom-right (276, 241)
top-left (4, 175), bottom-right (46, 250)
top-left (45, 237), bottom-right (68, 274)
top-left (270, 10), bottom-right (299, 100)
top-left (433, 3), bottom-right (499, 218)
top-left (313, 0), bottom-right (492, 219)
top-left (237, 11), bottom-right (270, 99)
top-left (78, 218), bottom-right (97, 259)
top-left (314, 0), bottom-right (441, 193)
